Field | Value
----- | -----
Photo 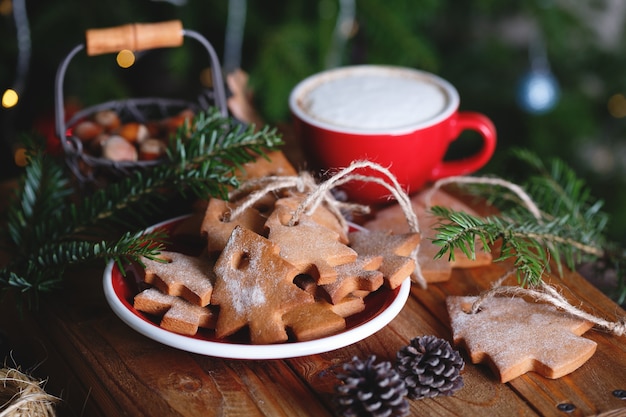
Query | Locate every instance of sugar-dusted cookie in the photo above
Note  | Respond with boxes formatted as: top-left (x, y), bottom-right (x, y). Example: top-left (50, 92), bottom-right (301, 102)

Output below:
top-left (134, 288), bottom-right (217, 336)
top-left (142, 251), bottom-right (215, 307)
top-left (348, 230), bottom-right (420, 289)
top-left (446, 295), bottom-right (597, 382)
top-left (321, 255), bottom-right (384, 304)
top-left (201, 197), bottom-right (270, 254)
top-left (283, 299), bottom-right (347, 341)
top-left (274, 195), bottom-right (349, 244)
top-left (235, 150), bottom-right (298, 180)
top-left (212, 225), bottom-right (314, 344)
top-left (266, 204), bottom-right (358, 285)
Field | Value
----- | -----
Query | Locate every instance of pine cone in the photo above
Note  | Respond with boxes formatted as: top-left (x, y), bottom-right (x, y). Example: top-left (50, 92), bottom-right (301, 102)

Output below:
top-left (335, 355), bottom-right (409, 417)
top-left (396, 335), bottom-right (465, 400)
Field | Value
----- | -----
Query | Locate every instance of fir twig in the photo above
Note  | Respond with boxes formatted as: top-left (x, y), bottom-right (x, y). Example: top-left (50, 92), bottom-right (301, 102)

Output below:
top-left (431, 150), bottom-right (611, 288)
top-left (0, 108), bottom-right (283, 308)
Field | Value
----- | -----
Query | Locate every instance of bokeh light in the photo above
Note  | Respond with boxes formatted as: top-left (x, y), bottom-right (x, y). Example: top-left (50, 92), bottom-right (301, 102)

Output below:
top-left (13, 147), bottom-right (28, 167)
top-left (607, 94), bottom-right (626, 118)
top-left (116, 49), bottom-right (136, 68)
top-left (2, 88), bottom-right (19, 108)
top-left (517, 71), bottom-right (560, 115)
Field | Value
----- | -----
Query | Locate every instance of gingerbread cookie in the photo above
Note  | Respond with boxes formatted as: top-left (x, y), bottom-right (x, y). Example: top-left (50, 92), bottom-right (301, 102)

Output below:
top-left (266, 203), bottom-right (358, 285)
top-left (134, 287), bottom-right (217, 336)
top-left (236, 150), bottom-right (298, 180)
top-left (142, 251), bottom-right (215, 307)
top-left (321, 255), bottom-right (384, 304)
top-left (274, 195), bottom-right (349, 244)
top-left (211, 225), bottom-right (314, 344)
top-left (283, 300), bottom-right (346, 341)
top-left (329, 294), bottom-right (366, 318)
top-left (446, 295), bottom-right (597, 382)
top-left (201, 197), bottom-right (270, 254)
top-left (348, 230), bottom-right (420, 289)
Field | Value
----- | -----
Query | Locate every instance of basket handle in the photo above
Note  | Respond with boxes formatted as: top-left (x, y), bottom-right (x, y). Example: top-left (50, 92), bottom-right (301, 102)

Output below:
top-left (86, 20), bottom-right (184, 56)
top-left (55, 22), bottom-right (229, 142)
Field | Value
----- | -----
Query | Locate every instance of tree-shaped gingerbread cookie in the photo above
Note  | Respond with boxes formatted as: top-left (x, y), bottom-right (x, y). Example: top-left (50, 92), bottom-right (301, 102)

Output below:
top-left (446, 295), bottom-right (597, 382)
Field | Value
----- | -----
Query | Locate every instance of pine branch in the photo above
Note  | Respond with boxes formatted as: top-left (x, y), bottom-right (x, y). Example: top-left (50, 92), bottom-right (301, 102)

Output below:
top-left (0, 108), bottom-right (283, 307)
top-left (431, 150), bottom-right (611, 287)
top-left (6, 145), bottom-right (72, 252)
top-left (431, 207), bottom-right (598, 286)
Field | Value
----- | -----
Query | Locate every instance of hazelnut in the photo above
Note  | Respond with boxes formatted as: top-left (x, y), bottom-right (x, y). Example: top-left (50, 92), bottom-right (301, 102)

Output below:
top-left (102, 135), bottom-right (138, 162)
top-left (73, 120), bottom-right (103, 141)
top-left (164, 109), bottom-right (195, 134)
top-left (94, 110), bottom-right (121, 131)
top-left (118, 122), bottom-right (150, 144)
top-left (146, 120), bottom-right (162, 138)
top-left (139, 138), bottom-right (166, 161)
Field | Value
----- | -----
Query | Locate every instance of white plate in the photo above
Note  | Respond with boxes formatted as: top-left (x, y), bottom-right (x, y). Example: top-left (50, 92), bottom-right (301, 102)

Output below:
top-left (103, 214), bottom-right (410, 359)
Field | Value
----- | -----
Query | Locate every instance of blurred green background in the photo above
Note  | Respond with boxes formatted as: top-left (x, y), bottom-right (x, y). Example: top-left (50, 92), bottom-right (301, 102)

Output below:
top-left (2, 0), bottom-right (626, 244)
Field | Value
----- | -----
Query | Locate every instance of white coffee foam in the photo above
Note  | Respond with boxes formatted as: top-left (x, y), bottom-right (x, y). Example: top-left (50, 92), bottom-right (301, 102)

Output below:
top-left (297, 68), bottom-right (450, 132)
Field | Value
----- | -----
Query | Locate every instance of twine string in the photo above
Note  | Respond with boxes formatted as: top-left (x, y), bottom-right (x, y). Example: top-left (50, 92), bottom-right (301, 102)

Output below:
top-left (427, 175), bottom-right (543, 220)
top-left (469, 276), bottom-right (626, 337)
top-left (226, 174), bottom-right (314, 221)
top-left (222, 160), bottom-right (428, 288)
top-left (285, 161), bottom-right (426, 288)
top-left (320, 172), bottom-right (426, 288)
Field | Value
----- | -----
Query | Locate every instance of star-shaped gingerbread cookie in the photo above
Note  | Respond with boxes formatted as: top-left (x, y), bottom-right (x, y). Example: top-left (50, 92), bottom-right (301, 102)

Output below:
top-left (134, 288), bottom-right (217, 336)
top-left (142, 251), bottom-right (215, 306)
top-left (321, 255), bottom-right (384, 304)
top-left (265, 204), bottom-right (358, 285)
top-left (348, 230), bottom-right (420, 289)
top-left (446, 295), bottom-right (597, 382)
top-left (201, 197), bottom-right (269, 254)
top-left (212, 225), bottom-right (314, 344)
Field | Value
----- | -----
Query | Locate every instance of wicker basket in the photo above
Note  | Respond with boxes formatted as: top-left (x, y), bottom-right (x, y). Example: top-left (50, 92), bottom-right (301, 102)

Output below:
top-left (54, 20), bottom-right (227, 182)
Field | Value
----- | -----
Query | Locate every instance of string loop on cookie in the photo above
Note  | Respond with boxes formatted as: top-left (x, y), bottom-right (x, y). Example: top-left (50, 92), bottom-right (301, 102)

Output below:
top-left (285, 160), bottom-right (426, 288)
top-left (470, 280), bottom-right (626, 337)
top-left (225, 173), bottom-right (318, 223)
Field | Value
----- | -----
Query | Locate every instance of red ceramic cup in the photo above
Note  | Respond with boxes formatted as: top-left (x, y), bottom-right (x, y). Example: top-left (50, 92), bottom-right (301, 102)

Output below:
top-left (289, 65), bottom-right (497, 204)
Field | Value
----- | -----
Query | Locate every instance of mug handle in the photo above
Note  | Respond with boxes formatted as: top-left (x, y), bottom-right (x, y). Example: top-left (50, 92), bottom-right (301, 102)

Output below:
top-left (429, 111), bottom-right (497, 180)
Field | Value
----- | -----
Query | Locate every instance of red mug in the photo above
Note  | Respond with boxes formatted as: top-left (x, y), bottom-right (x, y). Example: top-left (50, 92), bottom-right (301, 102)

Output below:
top-left (289, 65), bottom-right (497, 204)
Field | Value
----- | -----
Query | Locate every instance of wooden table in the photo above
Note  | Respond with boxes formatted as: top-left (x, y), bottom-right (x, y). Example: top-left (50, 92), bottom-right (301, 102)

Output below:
top-left (1, 201), bottom-right (625, 417)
